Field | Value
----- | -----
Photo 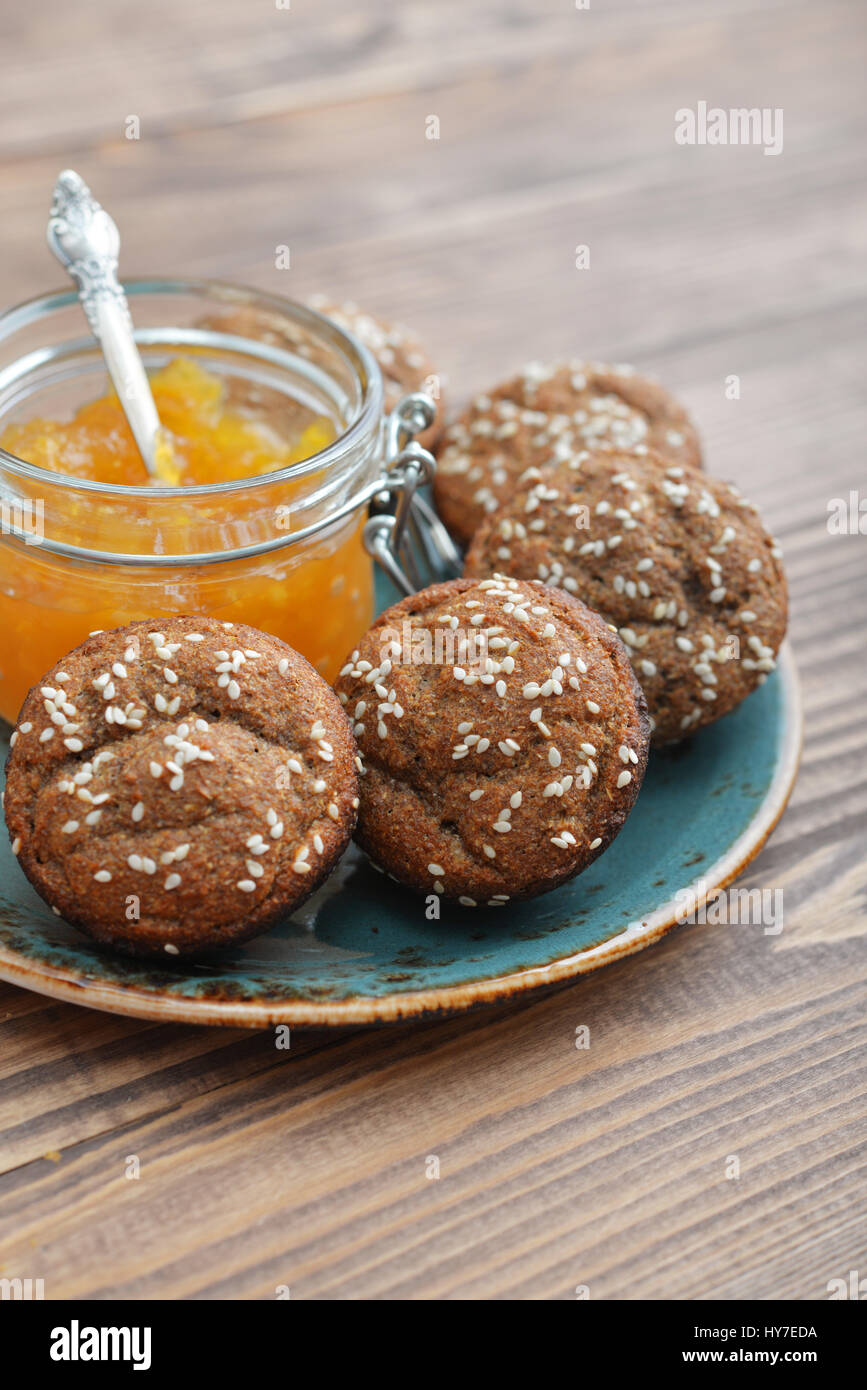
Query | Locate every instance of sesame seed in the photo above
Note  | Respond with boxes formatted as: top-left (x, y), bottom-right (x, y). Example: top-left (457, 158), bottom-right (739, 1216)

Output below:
top-left (61, 820), bottom-right (79, 834)
top-left (548, 747), bottom-right (562, 768)
top-left (428, 863), bottom-right (445, 876)
top-left (589, 837), bottom-right (602, 850)
top-left (617, 770), bottom-right (633, 788)
top-left (94, 869), bottom-right (111, 882)
top-left (237, 880), bottom-right (257, 893)
top-left (165, 874), bottom-right (181, 890)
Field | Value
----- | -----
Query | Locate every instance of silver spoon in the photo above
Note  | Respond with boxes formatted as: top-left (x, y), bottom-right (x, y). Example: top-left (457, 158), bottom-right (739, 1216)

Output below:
top-left (46, 170), bottom-right (165, 479)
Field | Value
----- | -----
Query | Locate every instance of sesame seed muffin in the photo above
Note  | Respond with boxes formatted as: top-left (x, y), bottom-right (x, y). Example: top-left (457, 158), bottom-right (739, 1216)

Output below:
top-left (307, 296), bottom-right (443, 451)
top-left (433, 361), bottom-right (702, 546)
top-left (200, 297), bottom-right (442, 451)
top-left (334, 576), bottom-right (650, 906)
top-left (5, 617), bottom-right (359, 958)
top-left (463, 449), bottom-right (788, 744)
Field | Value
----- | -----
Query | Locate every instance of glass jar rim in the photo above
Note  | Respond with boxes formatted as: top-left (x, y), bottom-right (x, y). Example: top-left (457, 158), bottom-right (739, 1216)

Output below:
top-left (0, 277), bottom-right (385, 499)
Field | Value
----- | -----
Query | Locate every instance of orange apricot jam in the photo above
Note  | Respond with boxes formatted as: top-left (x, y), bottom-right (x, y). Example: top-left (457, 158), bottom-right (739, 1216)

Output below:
top-left (0, 358), bottom-right (374, 722)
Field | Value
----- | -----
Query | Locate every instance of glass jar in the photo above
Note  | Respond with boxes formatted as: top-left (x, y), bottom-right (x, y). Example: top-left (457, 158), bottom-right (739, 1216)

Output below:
top-left (0, 279), bottom-right (418, 724)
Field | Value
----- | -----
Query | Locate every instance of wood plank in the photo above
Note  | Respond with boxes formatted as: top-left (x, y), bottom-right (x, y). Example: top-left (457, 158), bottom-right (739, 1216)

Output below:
top-left (1, 922), bottom-right (863, 1298)
top-left (4, 0), bottom-right (857, 157)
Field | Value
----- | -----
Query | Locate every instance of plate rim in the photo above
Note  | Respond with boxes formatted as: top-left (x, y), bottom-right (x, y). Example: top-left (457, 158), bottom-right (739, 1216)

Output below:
top-left (0, 644), bottom-right (803, 1028)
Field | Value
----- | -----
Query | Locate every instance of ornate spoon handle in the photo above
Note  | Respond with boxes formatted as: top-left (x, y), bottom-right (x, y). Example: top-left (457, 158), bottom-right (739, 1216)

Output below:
top-left (46, 170), bottom-right (163, 478)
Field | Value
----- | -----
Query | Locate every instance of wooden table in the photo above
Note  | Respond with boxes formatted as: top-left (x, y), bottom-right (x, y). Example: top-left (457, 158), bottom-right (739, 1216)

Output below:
top-left (1, 0), bottom-right (864, 1300)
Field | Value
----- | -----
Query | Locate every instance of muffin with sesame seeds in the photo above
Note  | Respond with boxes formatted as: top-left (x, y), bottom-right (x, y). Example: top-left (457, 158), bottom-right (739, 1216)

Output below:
top-left (4, 616), bottom-right (359, 958)
top-left (463, 449), bottom-right (788, 744)
top-left (433, 361), bottom-right (702, 546)
top-left (199, 297), bottom-right (443, 450)
top-left (333, 576), bottom-right (650, 906)
top-left (307, 296), bottom-right (443, 450)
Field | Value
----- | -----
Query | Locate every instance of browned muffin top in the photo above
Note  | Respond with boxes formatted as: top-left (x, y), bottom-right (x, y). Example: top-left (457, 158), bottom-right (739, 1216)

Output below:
top-left (464, 449), bottom-right (787, 743)
top-left (307, 296), bottom-right (443, 450)
top-left (433, 361), bottom-right (701, 546)
top-left (199, 297), bottom-right (442, 450)
top-left (5, 616), bottom-right (359, 957)
top-left (334, 576), bottom-right (650, 905)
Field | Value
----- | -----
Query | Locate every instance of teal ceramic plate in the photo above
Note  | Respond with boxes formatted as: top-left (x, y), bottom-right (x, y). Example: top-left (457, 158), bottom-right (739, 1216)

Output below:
top-left (0, 644), bottom-right (801, 1027)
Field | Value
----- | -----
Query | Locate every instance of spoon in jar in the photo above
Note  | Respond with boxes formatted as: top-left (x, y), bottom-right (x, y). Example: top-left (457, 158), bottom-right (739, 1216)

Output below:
top-left (46, 170), bottom-right (174, 482)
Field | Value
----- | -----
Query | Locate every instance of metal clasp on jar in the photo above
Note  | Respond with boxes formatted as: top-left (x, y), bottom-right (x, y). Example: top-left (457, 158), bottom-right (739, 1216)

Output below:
top-left (364, 392), bottom-right (461, 595)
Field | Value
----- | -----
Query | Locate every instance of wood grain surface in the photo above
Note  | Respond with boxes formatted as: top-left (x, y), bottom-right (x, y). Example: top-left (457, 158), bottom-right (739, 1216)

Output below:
top-left (0, 0), bottom-right (865, 1300)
